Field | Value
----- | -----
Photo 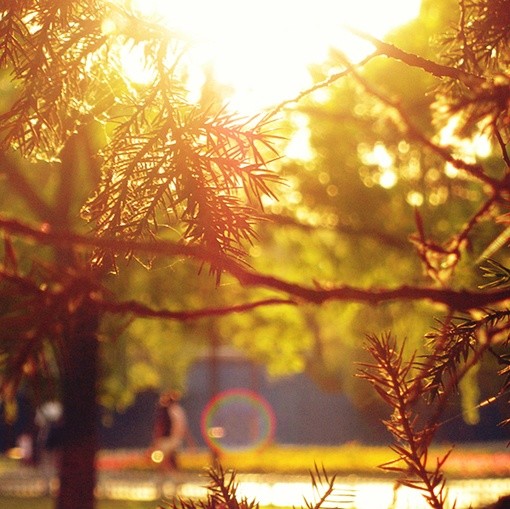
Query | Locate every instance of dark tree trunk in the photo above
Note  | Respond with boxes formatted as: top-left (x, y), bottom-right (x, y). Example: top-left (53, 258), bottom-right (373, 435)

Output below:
top-left (57, 293), bottom-right (100, 509)
top-left (51, 129), bottom-right (103, 509)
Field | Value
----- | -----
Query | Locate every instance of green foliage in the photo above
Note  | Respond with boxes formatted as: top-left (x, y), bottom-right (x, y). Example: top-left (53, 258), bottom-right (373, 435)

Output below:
top-left (3, 1), bottom-right (510, 508)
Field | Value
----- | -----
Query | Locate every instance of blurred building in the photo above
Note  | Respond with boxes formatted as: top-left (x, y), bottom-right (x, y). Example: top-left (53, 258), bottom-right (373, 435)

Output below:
top-left (3, 348), bottom-right (508, 452)
top-left (98, 348), bottom-right (509, 449)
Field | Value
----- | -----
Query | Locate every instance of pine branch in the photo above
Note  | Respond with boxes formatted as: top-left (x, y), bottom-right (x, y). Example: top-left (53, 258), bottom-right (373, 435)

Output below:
top-left (358, 333), bottom-right (449, 509)
top-left (84, 77), bottom-right (283, 273)
top-left (205, 465), bottom-right (258, 509)
top-left (306, 463), bottom-right (338, 509)
top-left (422, 315), bottom-right (478, 399)
top-left (4, 216), bottom-right (510, 311)
top-left (479, 259), bottom-right (510, 289)
top-left (0, 1), bottom-right (107, 160)
top-left (423, 307), bottom-right (510, 403)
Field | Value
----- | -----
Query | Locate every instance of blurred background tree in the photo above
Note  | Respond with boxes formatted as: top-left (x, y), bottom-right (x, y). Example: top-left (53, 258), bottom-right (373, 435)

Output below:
top-left (2, 0), bottom-right (510, 508)
top-left (214, 0), bottom-right (505, 414)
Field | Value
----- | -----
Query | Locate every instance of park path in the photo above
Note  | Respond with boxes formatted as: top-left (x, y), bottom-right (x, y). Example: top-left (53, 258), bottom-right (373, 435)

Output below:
top-left (2, 462), bottom-right (510, 508)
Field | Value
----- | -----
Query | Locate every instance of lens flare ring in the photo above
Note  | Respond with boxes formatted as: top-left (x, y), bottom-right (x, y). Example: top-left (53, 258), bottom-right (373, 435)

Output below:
top-left (201, 388), bottom-right (275, 453)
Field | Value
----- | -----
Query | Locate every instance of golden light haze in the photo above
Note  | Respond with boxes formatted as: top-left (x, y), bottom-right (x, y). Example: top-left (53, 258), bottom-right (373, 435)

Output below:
top-left (125, 0), bottom-right (422, 113)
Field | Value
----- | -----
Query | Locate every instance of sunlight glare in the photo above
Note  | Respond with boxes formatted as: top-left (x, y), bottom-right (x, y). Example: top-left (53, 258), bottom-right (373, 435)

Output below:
top-left (284, 113), bottom-right (313, 161)
top-left (125, 0), bottom-right (421, 113)
top-left (439, 115), bottom-right (493, 160)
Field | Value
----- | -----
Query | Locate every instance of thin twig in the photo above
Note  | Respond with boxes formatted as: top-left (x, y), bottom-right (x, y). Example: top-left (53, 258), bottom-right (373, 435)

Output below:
top-left (494, 126), bottom-right (510, 168)
top-left (346, 26), bottom-right (484, 86)
top-left (96, 296), bottom-right (296, 321)
top-left (267, 50), bottom-right (379, 116)
top-left (333, 49), bottom-right (497, 189)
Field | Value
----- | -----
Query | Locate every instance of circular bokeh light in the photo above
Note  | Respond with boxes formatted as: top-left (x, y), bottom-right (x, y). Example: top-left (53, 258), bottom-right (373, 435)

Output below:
top-left (151, 449), bottom-right (164, 464)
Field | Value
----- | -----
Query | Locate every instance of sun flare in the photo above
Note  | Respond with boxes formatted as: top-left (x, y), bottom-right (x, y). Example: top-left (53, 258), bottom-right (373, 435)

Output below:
top-left (119, 0), bottom-right (421, 114)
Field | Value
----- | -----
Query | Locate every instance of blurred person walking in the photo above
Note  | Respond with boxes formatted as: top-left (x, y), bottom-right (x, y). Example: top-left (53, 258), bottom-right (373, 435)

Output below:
top-left (151, 390), bottom-right (191, 471)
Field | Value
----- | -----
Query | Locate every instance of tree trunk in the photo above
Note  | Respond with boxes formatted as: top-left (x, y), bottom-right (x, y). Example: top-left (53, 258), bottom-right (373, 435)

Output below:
top-left (57, 293), bottom-right (100, 509)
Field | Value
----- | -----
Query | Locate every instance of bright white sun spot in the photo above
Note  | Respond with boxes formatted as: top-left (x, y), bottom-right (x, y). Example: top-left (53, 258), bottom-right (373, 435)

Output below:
top-left (407, 190), bottom-right (424, 207)
top-left (438, 115), bottom-right (493, 163)
top-left (120, 0), bottom-right (421, 114)
top-left (379, 169), bottom-right (398, 189)
top-left (358, 142), bottom-right (398, 189)
top-left (117, 43), bottom-right (157, 84)
top-left (364, 143), bottom-right (394, 169)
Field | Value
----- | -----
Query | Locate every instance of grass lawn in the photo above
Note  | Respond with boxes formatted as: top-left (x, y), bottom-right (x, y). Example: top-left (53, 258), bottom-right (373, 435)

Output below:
top-left (4, 442), bottom-right (510, 478)
top-left (97, 441), bottom-right (510, 478)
